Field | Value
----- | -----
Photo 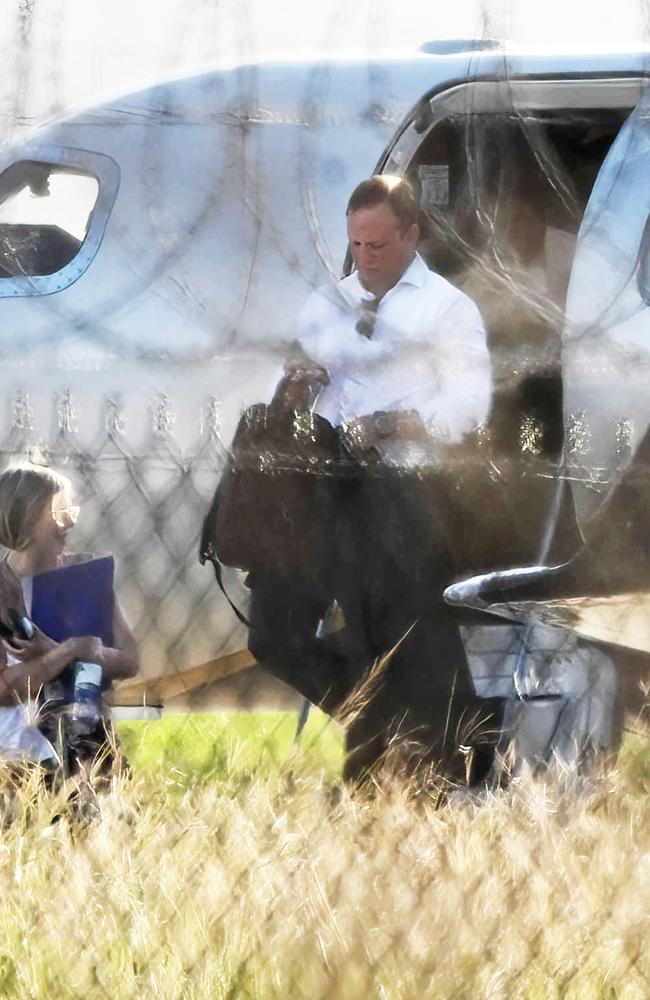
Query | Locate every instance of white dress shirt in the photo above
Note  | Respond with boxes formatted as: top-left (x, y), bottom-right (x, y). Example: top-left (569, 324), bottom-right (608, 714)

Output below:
top-left (293, 254), bottom-right (491, 456)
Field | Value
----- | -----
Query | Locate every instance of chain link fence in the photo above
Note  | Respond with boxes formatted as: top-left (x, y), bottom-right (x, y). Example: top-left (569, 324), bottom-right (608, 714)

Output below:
top-left (0, 10), bottom-right (648, 995)
top-left (0, 389), bottom-right (261, 698)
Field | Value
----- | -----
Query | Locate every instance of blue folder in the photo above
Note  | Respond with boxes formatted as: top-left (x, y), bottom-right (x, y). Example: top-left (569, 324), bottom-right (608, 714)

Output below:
top-left (31, 556), bottom-right (115, 649)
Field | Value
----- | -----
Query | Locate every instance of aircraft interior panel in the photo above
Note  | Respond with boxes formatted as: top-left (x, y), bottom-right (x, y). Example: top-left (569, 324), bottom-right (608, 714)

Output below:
top-left (409, 107), bottom-right (631, 461)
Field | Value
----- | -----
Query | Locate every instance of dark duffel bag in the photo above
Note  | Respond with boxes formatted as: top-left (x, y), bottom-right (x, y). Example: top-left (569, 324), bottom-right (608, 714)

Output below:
top-left (200, 394), bottom-right (342, 581)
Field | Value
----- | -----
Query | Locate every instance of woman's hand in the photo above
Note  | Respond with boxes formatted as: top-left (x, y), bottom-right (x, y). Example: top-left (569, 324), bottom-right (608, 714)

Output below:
top-left (2, 624), bottom-right (57, 662)
top-left (2, 631), bottom-right (104, 670)
top-left (71, 635), bottom-right (104, 664)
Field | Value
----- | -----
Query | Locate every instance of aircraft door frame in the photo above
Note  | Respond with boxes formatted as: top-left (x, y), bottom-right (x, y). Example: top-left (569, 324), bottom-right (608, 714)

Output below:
top-left (382, 76), bottom-right (649, 176)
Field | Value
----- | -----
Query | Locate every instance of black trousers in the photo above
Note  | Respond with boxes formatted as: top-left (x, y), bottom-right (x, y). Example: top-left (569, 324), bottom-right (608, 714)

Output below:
top-left (333, 466), bottom-right (480, 781)
top-left (248, 462), bottom-right (487, 782)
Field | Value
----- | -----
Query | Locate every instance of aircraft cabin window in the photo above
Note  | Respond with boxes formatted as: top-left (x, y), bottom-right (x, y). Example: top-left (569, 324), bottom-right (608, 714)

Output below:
top-left (0, 161), bottom-right (99, 279)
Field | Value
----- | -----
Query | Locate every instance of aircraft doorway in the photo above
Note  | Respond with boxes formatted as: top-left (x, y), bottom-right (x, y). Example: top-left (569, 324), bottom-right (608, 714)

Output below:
top-left (377, 77), bottom-right (646, 461)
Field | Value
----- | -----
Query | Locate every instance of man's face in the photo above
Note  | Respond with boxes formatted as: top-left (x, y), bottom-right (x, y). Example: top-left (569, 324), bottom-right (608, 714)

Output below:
top-left (347, 202), bottom-right (419, 297)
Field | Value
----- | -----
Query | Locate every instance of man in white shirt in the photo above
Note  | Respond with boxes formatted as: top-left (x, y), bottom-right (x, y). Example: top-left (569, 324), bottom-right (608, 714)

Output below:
top-left (249, 175), bottom-right (495, 782)
top-left (294, 192), bottom-right (490, 455)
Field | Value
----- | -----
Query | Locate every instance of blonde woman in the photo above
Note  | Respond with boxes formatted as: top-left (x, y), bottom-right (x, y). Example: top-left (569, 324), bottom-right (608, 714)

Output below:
top-left (0, 464), bottom-right (138, 766)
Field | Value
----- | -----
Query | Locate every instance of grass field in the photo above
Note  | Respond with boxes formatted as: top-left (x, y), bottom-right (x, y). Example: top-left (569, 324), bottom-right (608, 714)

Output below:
top-left (0, 711), bottom-right (646, 999)
top-left (118, 710), bottom-right (345, 787)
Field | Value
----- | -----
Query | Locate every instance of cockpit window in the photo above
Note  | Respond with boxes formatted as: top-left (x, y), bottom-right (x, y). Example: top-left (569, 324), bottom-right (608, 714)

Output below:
top-left (0, 161), bottom-right (99, 278)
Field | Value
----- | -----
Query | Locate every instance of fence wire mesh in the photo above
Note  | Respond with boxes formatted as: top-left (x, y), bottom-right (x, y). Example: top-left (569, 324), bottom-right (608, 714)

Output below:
top-left (0, 5), bottom-right (649, 996)
top-left (0, 385), bottom-right (645, 998)
top-left (0, 393), bottom-right (249, 687)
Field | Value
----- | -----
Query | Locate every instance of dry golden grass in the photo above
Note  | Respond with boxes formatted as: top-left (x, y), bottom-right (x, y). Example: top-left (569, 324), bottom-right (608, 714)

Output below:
top-left (0, 719), bottom-right (647, 1000)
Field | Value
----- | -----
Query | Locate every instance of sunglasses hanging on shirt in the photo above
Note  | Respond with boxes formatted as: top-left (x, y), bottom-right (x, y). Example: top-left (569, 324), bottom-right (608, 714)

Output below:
top-left (355, 297), bottom-right (379, 339)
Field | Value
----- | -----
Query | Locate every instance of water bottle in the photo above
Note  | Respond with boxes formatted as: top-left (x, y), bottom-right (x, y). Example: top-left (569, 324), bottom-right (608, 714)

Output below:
top-left (69, 661), bottom-right (103, 737)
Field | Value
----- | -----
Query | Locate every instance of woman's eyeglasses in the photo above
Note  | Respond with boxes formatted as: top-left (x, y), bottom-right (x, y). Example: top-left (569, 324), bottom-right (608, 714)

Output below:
top-left (355, 297), bottom-right (379, 339)
top-left (52, 505), bottom-right (80, 530)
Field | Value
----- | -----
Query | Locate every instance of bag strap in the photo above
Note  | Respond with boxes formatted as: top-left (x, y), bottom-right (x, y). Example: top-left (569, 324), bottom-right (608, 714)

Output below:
top-left (200, 541), bottom-right (250, 628)
top-left (199, 484), bottom-right (251, 627)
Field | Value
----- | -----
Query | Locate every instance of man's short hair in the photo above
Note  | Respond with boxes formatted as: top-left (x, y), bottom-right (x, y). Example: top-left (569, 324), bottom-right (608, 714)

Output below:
top-left (346, 175), bottom-right (418, 231)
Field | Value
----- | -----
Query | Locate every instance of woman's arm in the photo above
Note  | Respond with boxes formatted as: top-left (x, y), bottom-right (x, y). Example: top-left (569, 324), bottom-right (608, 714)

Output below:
top-left (0, 635), bottom-right (80, 705)
top-left (1, 601), bottom-right (138, 697)
top-left (94, 598), bottom-right (139, 681)
top-left (0, 557), bottom-right (138, 690)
